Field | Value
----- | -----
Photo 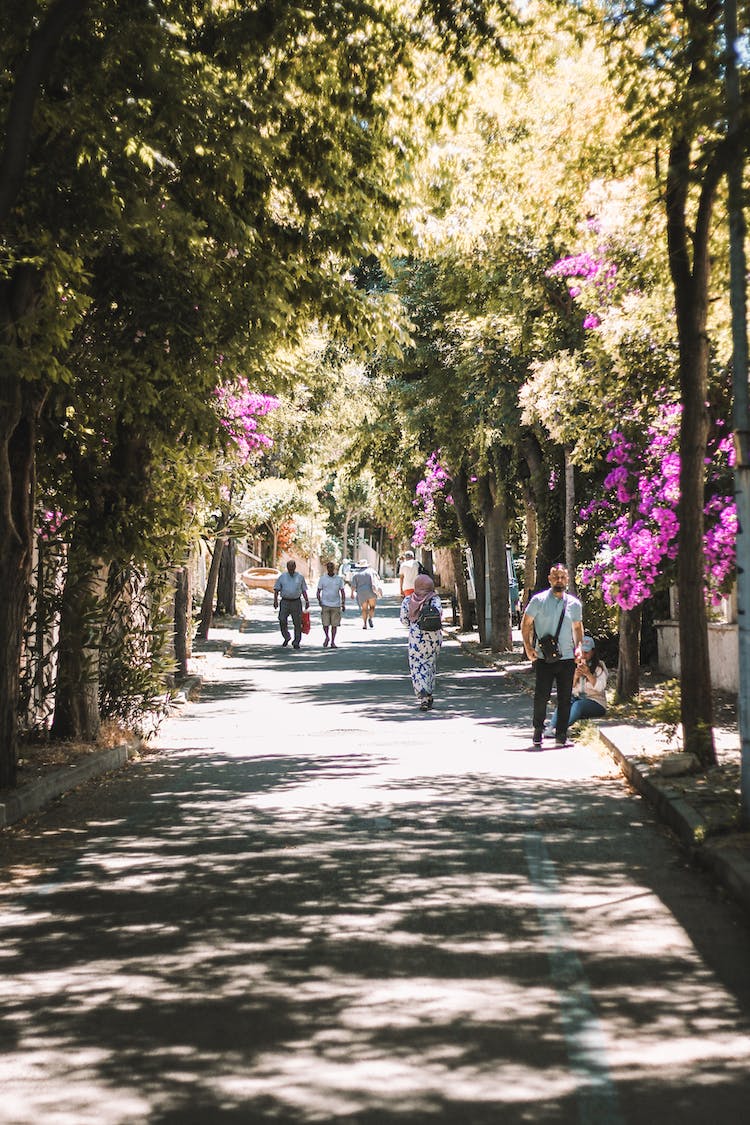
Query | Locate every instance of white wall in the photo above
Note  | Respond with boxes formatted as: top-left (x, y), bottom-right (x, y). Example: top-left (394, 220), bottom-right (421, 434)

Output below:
top-left (353, 540), bottom-right (380, 574)
top-left (655, 621), bottom-right (739, 693)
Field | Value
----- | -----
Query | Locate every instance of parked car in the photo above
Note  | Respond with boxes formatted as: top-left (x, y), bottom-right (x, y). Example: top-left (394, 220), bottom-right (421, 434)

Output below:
top-left (240, 566), bottom-right (281, 592)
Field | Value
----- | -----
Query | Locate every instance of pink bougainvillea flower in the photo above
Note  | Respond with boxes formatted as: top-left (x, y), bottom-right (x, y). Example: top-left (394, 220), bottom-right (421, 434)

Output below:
top-left (582, 401), bottom-right (735, 608)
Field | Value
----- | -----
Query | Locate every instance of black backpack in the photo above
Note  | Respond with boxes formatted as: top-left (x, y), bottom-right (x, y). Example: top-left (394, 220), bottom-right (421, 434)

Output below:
top-left (418, 597), bottom-right (442, 631)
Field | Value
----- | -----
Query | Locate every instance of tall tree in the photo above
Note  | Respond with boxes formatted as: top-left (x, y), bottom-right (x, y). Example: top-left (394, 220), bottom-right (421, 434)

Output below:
top-left (593, 0), bottom-right (748, 764)
top-left (0, 0), bottom-right (510, 783)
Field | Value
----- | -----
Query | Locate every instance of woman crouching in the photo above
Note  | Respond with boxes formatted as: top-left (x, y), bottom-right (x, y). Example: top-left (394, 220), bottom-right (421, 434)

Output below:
top-left (549, 634), bottom-right (608, 733)
top-left (400, 573), bottom-right (443, 711)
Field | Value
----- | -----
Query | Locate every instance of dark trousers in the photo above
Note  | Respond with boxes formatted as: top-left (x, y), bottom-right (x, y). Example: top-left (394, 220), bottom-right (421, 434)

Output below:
top-left (279, 597), bottom-right (302, 644)
top-left (533, 658), bottom-right (576, 739)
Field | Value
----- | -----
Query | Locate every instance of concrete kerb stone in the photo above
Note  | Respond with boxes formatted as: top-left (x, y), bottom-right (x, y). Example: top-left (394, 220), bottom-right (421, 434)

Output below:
top-left (597, 725), bottom-right (709, 849)
top-left (701, 839), bottom-right (750, 916)
top-left (0, 741), bottom-right (141, 830)
top-left (598, 723), bottom-right (750, 916)
top-left (0, 668), bottom-right (205, 829)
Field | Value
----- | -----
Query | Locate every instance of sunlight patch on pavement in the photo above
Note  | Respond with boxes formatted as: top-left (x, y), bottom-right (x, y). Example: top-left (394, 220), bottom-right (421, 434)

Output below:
top-left (525, 831), bottom-right (625, 1125)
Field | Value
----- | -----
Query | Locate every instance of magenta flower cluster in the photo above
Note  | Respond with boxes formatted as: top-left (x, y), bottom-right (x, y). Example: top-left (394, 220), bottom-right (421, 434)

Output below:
top-left (214, 379), bottom-right (280, 464)
top-left (37, 508), bottom-right (68, 542)
top-left (582, 404), bottom-right (736, 609)
top-left (547, 250), bottom-right (617, 331)
top-left (412, 451), bottom-right (452, 548)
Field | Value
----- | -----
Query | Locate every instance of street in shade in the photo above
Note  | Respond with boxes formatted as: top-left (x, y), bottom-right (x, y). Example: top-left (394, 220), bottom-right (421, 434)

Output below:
top-left (1, 589), bottom-right (749, 1125)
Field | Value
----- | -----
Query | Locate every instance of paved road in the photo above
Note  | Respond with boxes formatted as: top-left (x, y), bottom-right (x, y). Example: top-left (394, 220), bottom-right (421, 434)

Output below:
top-left (1, 592), bottom-right (750, 1124)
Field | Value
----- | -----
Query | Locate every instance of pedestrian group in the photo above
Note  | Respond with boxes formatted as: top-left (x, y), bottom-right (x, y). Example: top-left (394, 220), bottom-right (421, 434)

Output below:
top-left (271, 553), bottom-right (607, 738)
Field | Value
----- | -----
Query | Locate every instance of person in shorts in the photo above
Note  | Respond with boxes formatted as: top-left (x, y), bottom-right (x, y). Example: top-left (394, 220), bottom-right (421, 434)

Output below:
top-left (316, 561), bottom-right (346, 648)
top-left (350, 560), bottom-right (382, 629)
top-left (399, 550), bottom-right (419, 597)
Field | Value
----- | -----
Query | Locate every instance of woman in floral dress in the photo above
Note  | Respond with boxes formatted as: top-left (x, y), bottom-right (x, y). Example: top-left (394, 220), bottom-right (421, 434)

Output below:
top-left (400, 573), bottom-right (443, 710)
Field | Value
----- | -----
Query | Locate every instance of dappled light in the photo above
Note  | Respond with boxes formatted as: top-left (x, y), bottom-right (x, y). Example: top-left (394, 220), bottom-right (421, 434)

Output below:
top-left (2, 748), bottom-right (749, 1121)
top-left (1, 0), bottom-right (746, 1116)
top-left (1, 600), bottom-right (749, 1122)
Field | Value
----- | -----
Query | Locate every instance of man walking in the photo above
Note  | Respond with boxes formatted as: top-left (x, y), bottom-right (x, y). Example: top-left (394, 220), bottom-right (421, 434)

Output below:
top-left (521, 563), bottom-right (584, 748)
top-left (273, 559), bottom-right (309, 649)
top-left (316, 561), bottom-right (346, 648)
top-left (399, 550), bottom-right (419, 597)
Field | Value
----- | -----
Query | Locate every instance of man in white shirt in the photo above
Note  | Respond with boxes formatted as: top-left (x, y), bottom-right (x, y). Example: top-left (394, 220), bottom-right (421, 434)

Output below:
top-left (273, 560), bottom-right (309, 648)
top-left (316, 561), bottom-right (346, 648)
top-left (399, 550), bottom-right (419, 597)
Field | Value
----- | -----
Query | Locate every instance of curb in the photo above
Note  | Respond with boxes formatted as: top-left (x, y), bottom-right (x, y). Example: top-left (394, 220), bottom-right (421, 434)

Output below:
top-left (701, 840), bottom-right (750, 916)
top-left (0, 677), bottom-right (204, 831)
top-left (449, 630), bottom-right (750, 918)
top-left (597, 728), bottom-right (707, 849)
top-left (598, 727), bottom-right (750, 916)
top-left (0, 741), bottom-right (141, 830)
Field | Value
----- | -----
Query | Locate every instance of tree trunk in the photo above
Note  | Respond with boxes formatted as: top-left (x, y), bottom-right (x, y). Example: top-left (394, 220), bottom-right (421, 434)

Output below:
top-left (564, 444), bottom-right (576, 591)
top-left (0, 0), bottom-right (89, 229)
top-left (23, 530), bottom-right (63, 730)
top-left (0, 370), bottom-right (45, 787)
top-left (480, 475), bottom-right (512, 653)
top-left (31, 535), bottom-right (45, 724)
top-left (725, 0), bottom-right (750, 822)
top-left (521, 495), bottom-right (539, 616)
top-left (0, 527), bottom-right (32, 788)
top-left (519, 432), bottom-right (563, 591)
top-left (450, 465), bottom-right (487, 644)
top-left (51, 535), bottom-right (109, 741)
top-left (0, 3), bottom-right (96, 774)
top-left (451, 545), bottom-right (473, 630)
top-left (666, 128), bottom-right (719, 766)
top-left (174, 565), bottom-right (191, 679)
top-left (216, 536), bottom-right (236, 616)
top-left (196, 537), bottom-right (225, 640)
top-left (615, 605), bottom-right (641, 703)
top-left (342, 512), bottom-right (350, 562)
top-left (677, 377), bottom-right (714, 762)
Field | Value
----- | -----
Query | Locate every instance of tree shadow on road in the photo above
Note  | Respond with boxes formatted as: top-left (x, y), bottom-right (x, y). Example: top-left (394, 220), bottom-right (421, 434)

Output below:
top-left (220, 636), bottom-right (531, 733)
top-left (1, 746), bottom-right (749, 1123)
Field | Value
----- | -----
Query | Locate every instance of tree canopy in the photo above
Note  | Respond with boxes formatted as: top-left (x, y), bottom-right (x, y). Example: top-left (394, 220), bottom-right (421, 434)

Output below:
top-left (0, 0), bottom-right (747, 783)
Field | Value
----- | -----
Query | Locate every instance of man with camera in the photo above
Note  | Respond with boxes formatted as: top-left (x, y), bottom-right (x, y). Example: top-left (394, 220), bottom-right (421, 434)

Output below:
top-left (521, 563), bottom-right (584, 748)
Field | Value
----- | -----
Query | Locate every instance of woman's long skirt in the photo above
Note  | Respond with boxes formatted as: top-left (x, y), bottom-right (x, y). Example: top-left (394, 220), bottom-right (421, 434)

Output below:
top-left (407, 625), bottom-right (442, 697)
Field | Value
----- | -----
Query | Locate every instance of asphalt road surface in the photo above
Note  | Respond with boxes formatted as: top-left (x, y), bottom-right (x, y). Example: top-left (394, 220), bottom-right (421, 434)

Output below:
top-left (1, 590), bottom-right (749, 1124)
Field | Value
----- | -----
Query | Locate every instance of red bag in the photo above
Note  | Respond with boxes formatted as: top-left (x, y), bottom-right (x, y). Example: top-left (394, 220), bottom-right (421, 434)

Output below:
top-left (301, 609), bottom-right (311, 635)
